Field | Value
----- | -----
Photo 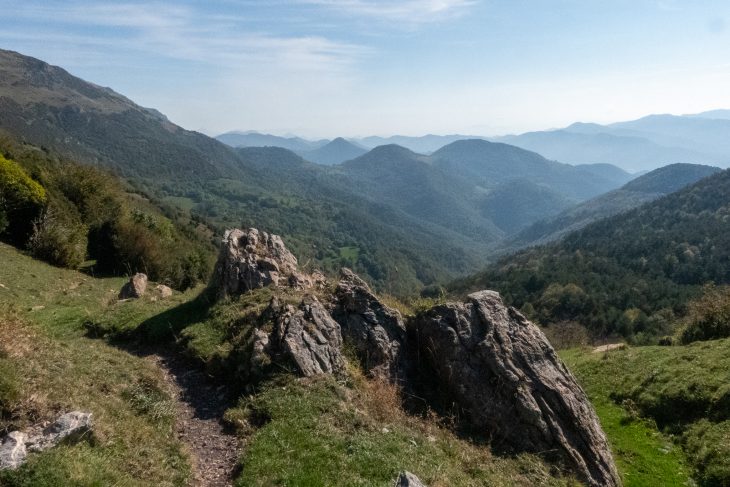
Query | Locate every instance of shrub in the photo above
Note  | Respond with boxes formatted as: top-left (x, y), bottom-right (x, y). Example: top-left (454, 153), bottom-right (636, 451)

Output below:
top-left (542, 321), bottom-right (590, 350)
top-left (680, 285), bottom-right (730, 344)
top-left (0, 154), bottom-right (47, 244)
top-left (91, 211), bottom-right (211, 289)
top-left (28, 208), bottom-right (88, 269)
top-left (55, 163), bottom-right (122, 226)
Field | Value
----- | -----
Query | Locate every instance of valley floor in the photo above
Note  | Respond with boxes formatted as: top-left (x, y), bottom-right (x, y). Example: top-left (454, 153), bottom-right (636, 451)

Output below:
top-left (0, 242), bottom-right (720, 486)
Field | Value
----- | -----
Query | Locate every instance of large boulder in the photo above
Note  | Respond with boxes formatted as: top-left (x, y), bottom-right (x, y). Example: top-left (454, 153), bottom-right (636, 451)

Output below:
top-left (118, 273), bottom-right (147, 299)
top-left (214, 228), bottom-right (301, 296)
top-left (332, 268), bottom-right (407, 382)
top-left (413, 291), bottom-right (620, 487)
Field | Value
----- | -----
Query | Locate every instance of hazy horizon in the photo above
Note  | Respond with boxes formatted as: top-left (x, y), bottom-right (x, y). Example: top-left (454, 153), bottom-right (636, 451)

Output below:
top-left (2, 0), bottom-right (729, 138)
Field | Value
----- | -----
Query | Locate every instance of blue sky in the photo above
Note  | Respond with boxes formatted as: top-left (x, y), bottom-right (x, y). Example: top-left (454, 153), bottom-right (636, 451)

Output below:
top-left (1, 0), bottom-right (729, 137)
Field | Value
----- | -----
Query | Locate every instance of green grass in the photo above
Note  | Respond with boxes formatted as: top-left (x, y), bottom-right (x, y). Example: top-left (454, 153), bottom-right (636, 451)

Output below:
top-left (231, 375), bottom-right (577, 487)
top-left (0, 243), bottom-right (191, 486)
top-left (561, 347), bottom-right (704, 486)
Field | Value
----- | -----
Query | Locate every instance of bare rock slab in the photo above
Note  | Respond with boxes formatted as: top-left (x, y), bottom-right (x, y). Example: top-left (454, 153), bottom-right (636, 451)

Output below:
top-left (27, 411), bottom-right (93, 452)
top-left (333, 268), bottom-right (407, 382)
top-left (413, 291), bottom-right (620, 487)
top-left (0, 411), bottom-right (93, 470)
top-left (0, 432), bottom-right (27, 470)
top-left (273, 298), bottom-right (346, 377)
top-left (155, 284), bottom-right (173, 298)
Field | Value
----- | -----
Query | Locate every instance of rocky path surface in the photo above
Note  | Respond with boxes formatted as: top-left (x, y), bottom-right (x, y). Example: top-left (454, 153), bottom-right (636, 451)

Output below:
top-left (148, 353), bottom-right (240, 487)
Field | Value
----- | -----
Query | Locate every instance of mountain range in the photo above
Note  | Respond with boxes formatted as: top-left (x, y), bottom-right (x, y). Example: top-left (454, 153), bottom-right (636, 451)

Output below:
top-left (219, 111), bottom-right (730, 173)
top-left (498, 112), bottom-right (730, 172)
top-left (0, 48), bottom-right (640, 292)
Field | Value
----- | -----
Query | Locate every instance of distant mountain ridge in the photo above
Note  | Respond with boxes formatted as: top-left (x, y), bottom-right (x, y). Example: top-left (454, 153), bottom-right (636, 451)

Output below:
top-left (337, 139), bottom-right (626, 239)
top-left (298, 137), bottom-right (367, 165)
top-left (497, 111), bottom-right (730, 172)
top-left (216, 131), bottom-right (328, 152)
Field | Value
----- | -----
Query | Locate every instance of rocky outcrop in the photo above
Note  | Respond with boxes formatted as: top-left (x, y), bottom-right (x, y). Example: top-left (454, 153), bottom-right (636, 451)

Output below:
top-left (394, 471), bottom-right (427, 487)
top-left (333, 268), bottom-right (407, 382)
top-left (0, 411), bottom-right (93, 470)
top-left (119, 273), bottom-right (147, 299)
top-left (273, 298), bottom-right (346, 376)
top-left (248, 298), bottom-right (346, 379)
top-left (412, 291), bottom-right (620, 487)
top-left (215, 228), bottom-right (326, 297)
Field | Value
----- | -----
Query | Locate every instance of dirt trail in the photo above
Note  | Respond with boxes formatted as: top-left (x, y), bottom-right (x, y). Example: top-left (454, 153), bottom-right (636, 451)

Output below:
top-left (149, 353), bottom-right (240, 487)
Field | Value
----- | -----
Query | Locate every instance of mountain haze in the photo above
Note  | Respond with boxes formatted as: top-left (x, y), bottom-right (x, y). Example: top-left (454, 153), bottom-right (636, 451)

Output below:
top-left (499, 112), bottom-right (730, 172)
top-left (299, 137), bottom-right (367, 165)
top-left (216, 131), bottom-right (327, 152)
top-left (432, 139), bottom-right (623, 201)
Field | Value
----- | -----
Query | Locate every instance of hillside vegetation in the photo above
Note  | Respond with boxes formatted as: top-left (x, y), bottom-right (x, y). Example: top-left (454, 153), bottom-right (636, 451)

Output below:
top-left (509, 163), bottom-right (721, 250)
top-left (453, 167), bottom-right (730, 342)
top-left (563, 339), bottom-right (730, 486)
top-left (0, 134), bottom-right (213, 288)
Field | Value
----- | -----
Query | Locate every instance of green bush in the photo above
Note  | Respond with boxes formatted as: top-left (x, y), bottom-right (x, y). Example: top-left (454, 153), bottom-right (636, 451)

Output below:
top-left (91, 211), bottom-right (210, 289)
top-left (28, 208), bottom-right (88, 269)
top-left (680, 285), bottom-right (730, 344)
top-left (0, 154), bottom-right (47, 244)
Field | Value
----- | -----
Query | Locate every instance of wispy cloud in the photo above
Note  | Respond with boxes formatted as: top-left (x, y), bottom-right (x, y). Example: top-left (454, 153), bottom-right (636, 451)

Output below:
top-left (4, 2), bottom-right (368, 75)
top-left (299, 0), bottom-right (477, 24)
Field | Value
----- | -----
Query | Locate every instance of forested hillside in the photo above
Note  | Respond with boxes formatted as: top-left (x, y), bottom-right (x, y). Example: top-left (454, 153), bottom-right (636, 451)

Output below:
top-left (453, 168), bottom-right (730, 341)
top-left (0, 133), bottom-right (214, 288)
top-left (509, 163), bottom-right (721, 249)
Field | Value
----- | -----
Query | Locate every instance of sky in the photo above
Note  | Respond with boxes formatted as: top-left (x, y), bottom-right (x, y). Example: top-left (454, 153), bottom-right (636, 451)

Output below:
top-left (1, 0), bottom-right (730, 138)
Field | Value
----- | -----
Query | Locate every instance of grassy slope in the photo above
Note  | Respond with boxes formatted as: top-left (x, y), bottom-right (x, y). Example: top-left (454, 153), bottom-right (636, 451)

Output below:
top-left (0, 243), bottom-right (193, 486)
top-left (561, 344), bottom-right (730, 486)
top-left (1, 242), bottom-right (713, 486)
top-left (0, 244), bottom-right (576, 486)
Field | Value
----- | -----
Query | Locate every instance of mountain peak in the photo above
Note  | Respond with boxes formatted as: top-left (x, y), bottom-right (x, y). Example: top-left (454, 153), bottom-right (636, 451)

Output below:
top-left (299, 136), bottom-right (367, 165)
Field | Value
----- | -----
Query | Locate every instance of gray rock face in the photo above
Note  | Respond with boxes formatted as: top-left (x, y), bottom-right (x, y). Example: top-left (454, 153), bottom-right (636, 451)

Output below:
top-left (394, 471), bottom-right (427, 487)
top-left (214, 228), bottom-right (301, 296)
top-left (0, 432), bottom-right (27, 470)
top-left (413, 291), bottom-right (620, 487)
top-left (119, 273), bottom-right (147, 299)
top-left (0, 412), bottom-right (93, 470)
top-left (273, 298), bottom-right (346, 377)
top-left (333, 268), bottom-right (407, 382)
